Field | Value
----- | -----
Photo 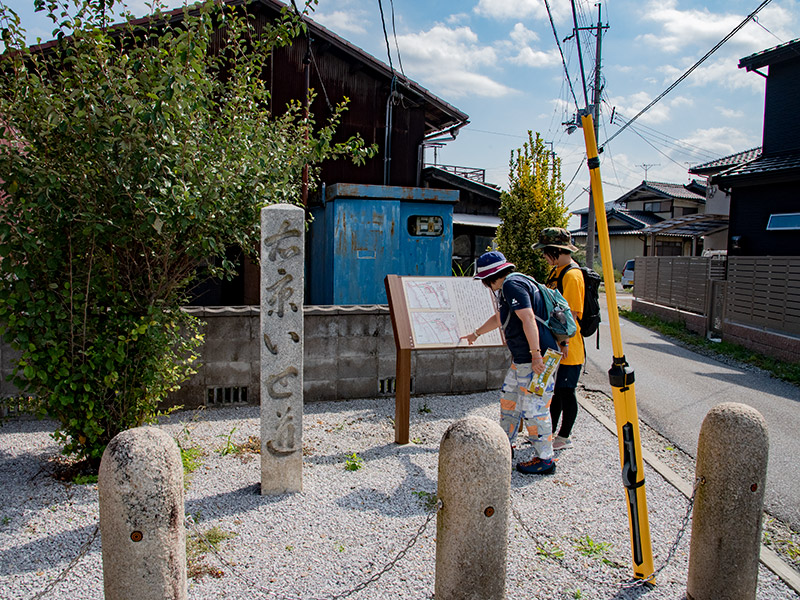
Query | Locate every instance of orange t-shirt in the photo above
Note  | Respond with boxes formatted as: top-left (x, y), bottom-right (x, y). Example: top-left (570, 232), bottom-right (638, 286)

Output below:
top-left (549, 263), bottom-right (585, 365)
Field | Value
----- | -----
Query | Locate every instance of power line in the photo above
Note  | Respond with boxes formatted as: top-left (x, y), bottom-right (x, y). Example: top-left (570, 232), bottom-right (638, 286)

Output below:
top-left (606, 104), bottom-right (719, 161)
top-left (388, 0), bottom-right (405, 76)
top-left (376, 0), bottom-right (395, 74)
top-left (600, 0), bottom-right (774, 150)
top-left (543, 0), bottom-right (581, 114)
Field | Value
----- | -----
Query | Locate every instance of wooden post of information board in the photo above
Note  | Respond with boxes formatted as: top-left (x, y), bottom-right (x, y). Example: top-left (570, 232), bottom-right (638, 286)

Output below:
top-left (385, 275), bottom-right (413, 444)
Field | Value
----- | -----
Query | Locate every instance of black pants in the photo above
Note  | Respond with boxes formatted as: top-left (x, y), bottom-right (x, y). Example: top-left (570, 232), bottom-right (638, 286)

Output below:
top-left (551, 364), bottom-right (581, 438)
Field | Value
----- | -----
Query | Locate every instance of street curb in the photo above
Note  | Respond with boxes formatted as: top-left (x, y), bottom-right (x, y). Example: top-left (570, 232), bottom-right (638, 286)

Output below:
top-left (578, 394), bottom-right (800, 595)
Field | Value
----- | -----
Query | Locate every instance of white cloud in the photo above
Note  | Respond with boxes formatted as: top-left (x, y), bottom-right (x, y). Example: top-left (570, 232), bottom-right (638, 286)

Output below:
top-left (679, 126), bottom-right (756, 158)
top-left (509, 46), bottom-right (561, 68)
top-left (509, 22), bottom-right (539, 45)
top-left (637, 0), bottom-right (798, 55)
top-left (397, 25), bottom-right (516, 98)
top-left (473, 0), bottom-right (573, 22)
top-left (607, 91), bottom-right (693, 125)
top-left (717, 106), bottom-right (744, 119)
top-left (658, 55), bottom-right (765, 93)
top-left (312, 10), bottom-right (368, 35)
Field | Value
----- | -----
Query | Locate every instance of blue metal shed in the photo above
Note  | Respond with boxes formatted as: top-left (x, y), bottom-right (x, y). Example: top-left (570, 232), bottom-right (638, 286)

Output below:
top-left (308, 183), bottom-right (458, 304)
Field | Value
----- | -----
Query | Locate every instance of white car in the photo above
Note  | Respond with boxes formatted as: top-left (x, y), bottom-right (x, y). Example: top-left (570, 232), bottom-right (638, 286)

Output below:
top-left (621, 259), bottom-right (635, 289)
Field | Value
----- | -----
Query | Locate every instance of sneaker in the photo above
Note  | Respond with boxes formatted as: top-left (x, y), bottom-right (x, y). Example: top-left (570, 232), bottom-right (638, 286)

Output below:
top-left (553, 436), bottom-right (572, 450)
top-left (516, 457), bottom-right (556, 475)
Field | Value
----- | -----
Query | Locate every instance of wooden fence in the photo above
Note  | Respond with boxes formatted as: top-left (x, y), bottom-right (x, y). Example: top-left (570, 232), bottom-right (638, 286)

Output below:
top-left (634, 256), bottom-right (800, 338)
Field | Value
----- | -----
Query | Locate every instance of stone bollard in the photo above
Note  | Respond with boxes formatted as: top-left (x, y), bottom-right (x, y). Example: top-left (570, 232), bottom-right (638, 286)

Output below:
top-left (260, 204), bottom-right (304, 494)
top-left (98, 426), bottom-right (186, 600)
top-left (436, 416), bottom-right (511, 600)
top-left (687, 402), bottom-right (768, 600)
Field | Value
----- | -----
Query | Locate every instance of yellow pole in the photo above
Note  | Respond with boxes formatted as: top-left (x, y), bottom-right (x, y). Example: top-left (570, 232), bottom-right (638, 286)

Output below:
top-left (580, 113), bottom-right (655, 583)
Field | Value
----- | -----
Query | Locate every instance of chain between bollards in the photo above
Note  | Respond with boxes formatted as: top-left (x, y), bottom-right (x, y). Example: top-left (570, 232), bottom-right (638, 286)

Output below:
top-left (186, 499), bottom-right (442, 600)
top-left (28, 524), bottom-right (100, 600)
top-left (511, 479), bottom-right (700, 592)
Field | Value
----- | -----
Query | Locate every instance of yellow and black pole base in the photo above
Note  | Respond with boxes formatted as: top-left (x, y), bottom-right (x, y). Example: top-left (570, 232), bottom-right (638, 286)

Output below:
top-left (580, 111), bottom-right (655, 583)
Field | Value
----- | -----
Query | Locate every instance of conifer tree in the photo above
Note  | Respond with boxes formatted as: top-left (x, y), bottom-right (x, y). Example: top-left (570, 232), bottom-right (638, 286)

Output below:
top-left (496, 131), bottom-right (569, 281)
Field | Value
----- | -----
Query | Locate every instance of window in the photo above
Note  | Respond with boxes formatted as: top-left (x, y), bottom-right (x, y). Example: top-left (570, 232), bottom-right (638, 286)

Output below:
top-left (407, 215), bottom-right (443, 236)
top-left (644, 201), bottom-right (671, 213)
top-left (766, 213), bottom-right (800, 231)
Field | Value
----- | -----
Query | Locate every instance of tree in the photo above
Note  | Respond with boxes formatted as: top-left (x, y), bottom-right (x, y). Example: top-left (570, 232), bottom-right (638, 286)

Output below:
top-left (495, 131), bottom-right (569, 282)
top-left (0, 0), bottom-right (373, 463)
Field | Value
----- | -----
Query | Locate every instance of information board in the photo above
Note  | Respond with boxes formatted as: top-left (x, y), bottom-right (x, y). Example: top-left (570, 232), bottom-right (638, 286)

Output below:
top-left (389, 276), bottom-right (503, 349)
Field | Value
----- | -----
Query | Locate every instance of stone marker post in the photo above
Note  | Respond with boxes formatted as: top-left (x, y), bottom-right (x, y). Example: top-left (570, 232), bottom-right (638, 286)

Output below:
top-left (687, 402), bottom-right (769, 600)
top-left (436, 416), bottom-right (511, 600)
top-left (98, 426), bottom-right (186, 600)
top-left (261, 204), bottom-right (304, 494)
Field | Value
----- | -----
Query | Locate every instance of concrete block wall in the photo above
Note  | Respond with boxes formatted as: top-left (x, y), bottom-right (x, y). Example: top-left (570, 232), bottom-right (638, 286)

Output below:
top-left (169, 305), bottom-right (510, 409)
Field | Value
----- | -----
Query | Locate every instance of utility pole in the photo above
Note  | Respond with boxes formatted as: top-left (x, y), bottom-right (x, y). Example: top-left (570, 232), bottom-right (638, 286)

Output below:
top-left (586, 3), bottom-right (604, 270)
top-left (570, 3), bottom-right (608, 269)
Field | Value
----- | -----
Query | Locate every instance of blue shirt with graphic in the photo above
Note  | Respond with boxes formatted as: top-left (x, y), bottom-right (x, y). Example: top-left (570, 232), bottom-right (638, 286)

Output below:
top-left (499, 274), bottom-right (558, 364)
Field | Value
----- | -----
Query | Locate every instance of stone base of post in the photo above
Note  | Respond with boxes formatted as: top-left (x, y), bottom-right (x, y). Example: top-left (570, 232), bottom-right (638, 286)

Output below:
top-left (98, 426), bottom-right (186, 600)
top-left (436, 416), bottom-right (511, 600)
top-left (687, 402), bottom-right (768, 600)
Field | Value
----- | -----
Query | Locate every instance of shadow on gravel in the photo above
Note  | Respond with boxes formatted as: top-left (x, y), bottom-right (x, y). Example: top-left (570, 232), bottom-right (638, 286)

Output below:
top-left (0, 522), bottom-right (99, 576)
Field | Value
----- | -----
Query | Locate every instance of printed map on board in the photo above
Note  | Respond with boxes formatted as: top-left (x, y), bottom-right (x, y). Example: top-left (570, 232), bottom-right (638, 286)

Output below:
top-left (402, 278), bottom-right (502, 348)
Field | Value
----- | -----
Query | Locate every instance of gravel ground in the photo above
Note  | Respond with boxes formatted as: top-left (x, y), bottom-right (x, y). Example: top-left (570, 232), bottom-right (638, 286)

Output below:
top-left (1, 390), bottom-right (798, 600)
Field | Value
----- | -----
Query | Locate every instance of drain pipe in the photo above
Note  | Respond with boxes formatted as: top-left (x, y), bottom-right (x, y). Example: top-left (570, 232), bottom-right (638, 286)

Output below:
top-left (383, 76), bottom-right (397, 186)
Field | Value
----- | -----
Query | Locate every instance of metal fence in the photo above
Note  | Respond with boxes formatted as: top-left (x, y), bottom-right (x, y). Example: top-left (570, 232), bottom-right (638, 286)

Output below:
top-left (725, 257), bottom-right (800, 337)
top-left (634, 255), bottom-right (800, 338)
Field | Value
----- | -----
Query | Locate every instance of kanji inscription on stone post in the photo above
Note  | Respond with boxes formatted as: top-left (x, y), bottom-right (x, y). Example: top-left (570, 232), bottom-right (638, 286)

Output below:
top-left (260, 205), bottom-right (304, 494)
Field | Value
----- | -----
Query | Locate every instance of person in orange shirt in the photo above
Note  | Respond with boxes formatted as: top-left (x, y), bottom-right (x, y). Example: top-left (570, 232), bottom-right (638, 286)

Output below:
top-left (533, 228), bottom-right (585, 451)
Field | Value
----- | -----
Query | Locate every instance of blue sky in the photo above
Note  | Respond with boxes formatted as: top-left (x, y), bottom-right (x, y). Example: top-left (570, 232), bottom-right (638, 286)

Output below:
top-left (7, 0), bottom-right (799, 218)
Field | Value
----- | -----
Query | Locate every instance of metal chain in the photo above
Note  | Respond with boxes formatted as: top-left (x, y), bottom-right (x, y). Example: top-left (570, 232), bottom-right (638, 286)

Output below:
top-left (29, 524), bottom-right (100, 600)
top-left (186, 499), bottom-right (442, 600)
top-left (511, 479), bottom-right (700, 592)
top-left (618, 476), bottom-right (702, 589)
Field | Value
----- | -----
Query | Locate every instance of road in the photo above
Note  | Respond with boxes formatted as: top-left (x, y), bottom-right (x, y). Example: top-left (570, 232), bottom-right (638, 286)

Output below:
top-left (582, 290), bottom-right (800, 530)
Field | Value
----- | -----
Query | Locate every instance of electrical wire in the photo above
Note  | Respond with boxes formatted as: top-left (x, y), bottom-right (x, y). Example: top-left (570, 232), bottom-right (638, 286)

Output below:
top-left (376, 0), bottom-right (395, 73)
top-left (544, 0), bottom-right (581, 114)
top-left (388, 0), bottom-right (405, 76)
top-left (600, 0), bottom-right (774, 150)
top-left (608, 108), bottom-right (719, 163)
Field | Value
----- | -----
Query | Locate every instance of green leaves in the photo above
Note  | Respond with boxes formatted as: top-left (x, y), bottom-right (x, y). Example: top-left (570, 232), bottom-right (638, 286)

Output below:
top-left (0, 0), bottom-right (368, 461)
top-left (496, 131), bottom-right (569, 282)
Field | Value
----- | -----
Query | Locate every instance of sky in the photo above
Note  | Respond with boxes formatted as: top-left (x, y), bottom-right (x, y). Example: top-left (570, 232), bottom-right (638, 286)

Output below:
top-left (7, 0), bottom-right (799, 223)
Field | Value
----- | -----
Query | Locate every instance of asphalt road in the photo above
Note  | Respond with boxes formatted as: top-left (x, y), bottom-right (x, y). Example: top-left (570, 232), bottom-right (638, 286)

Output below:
top-left (582, 290), bottom-right (800, 530)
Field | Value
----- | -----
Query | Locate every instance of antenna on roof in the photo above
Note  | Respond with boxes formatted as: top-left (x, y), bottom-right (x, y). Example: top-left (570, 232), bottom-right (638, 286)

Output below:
top-left (636, 163), bottom-right (660, 179)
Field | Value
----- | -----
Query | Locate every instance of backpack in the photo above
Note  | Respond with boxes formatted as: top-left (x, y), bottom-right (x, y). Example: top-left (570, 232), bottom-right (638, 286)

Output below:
top-left (549, 263), bottom-right (602, 338)
top-left (502, 273), bottom-right (577, 344)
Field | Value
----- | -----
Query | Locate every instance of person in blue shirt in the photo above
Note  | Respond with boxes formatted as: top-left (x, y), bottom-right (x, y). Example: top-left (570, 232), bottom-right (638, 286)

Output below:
top-left (460, 251), bottom-right (561, 475)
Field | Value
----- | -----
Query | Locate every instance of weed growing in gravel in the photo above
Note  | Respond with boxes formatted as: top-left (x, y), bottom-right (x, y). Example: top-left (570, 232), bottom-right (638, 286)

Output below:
top-left (535, 541), bottom-right (564, 560)
top-left (186, 525), bottom-right (236, 580)
top-left (574, 534), bottom-right (615, 565)
top-left (72, 474), bottom-right (98, 485)
top-left (1, 516), bottom-right (10, 525)
top-left (175, 426), bottom-right (204, 489)
top-left (411, 437), bottom-right (423, 444)
top-left (344, 453), bottom-right (363, 471)
top-left (412, 490), bottom-right (439, 512)
top-left (217, 427), bottom-right (238, 456)
top-left (418, 402), bottom-right (432, 414)
top-left (571, 589), bottom-right (583, 599)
